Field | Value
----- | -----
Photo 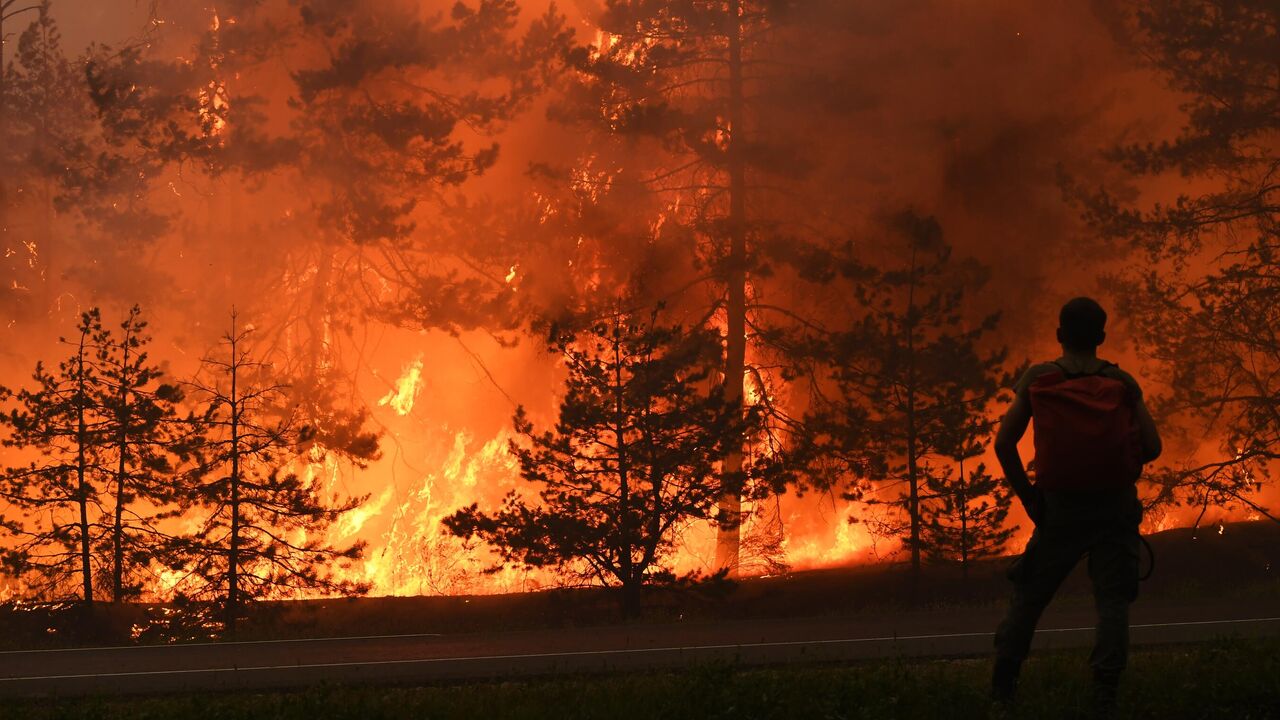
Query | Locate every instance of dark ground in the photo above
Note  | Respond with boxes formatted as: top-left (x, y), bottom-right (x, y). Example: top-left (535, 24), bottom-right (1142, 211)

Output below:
top-left (253, 519), bottom-right (1280, 639)
top-left (0, 521), bottom-right (1274, 711)
top-left (1, 520), bottom-right (1276, 649)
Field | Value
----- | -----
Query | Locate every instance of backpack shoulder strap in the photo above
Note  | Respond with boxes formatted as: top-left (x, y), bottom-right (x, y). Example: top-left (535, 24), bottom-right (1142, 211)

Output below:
top-left (1052, 360), bottom-right (1118, 379)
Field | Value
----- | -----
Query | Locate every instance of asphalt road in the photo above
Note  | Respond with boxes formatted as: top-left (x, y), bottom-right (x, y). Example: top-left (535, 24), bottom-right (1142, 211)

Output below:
top-left (1, 603), bottom-right (1277, 697)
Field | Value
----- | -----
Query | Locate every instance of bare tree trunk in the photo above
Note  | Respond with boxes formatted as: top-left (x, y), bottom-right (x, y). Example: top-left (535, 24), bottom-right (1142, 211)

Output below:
top-left (905, 245), bottom-right (921, 578)
top-left (959, 457), bottom-right (968, 584)
top-left (74, 329), bottom-right (93, 604)
top-left (1, 3), bottom-right (11, 288)
top-left (620, 578), bottom-right (641, 619)
top-left (613, 319), bottom-right (636, 616)
top-left (111, 323), bottom-right (132, 602)
top-left (226, 319), bottom-right (242, 636)
top-left (715, 0), bottom-right (748, 575)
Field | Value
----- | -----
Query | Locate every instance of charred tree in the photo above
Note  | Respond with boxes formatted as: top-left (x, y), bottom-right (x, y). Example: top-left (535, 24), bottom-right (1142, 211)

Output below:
top-left (284, 1), bottom-right (569, 332)
top-left (719, 0), bottom-right (750, 573)
top-left (80, 1), bottom-right (568, 332)
top-left (0, 0), bottom-right (42, 178)
top-left (445, 307), bottom-right (761, 617)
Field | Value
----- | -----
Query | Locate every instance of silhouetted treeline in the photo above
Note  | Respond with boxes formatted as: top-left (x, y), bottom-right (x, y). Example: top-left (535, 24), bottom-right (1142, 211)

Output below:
top-left (0, 307), bottom-right (369, 635)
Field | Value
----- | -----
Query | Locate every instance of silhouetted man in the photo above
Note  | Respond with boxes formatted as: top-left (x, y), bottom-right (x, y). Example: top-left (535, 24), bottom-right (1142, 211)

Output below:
top-left (991, 297), bottom-right (1162, 716)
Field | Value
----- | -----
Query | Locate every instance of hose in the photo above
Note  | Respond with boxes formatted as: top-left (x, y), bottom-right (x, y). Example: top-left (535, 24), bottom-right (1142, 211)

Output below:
top-left (1138, 534), bottom-right (1155, 581)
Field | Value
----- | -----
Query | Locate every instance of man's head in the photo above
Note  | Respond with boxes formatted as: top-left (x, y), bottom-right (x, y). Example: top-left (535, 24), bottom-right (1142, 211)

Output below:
top-left (1057, 297), bottom-right (1106, 353)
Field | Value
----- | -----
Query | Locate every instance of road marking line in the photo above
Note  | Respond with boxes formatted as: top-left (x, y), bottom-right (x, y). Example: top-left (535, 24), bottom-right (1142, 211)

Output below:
top-left (1127, 617), bottom-right (1280, 630)
top-left (0, 632), bottom-right (444, 656)
top-left (2, 617), bottom-right (1277, 682)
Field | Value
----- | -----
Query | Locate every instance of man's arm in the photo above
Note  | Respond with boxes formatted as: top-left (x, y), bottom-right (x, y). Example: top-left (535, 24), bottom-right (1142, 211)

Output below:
top-left (994, 389), bottom-right (1042, 524)
top-left (1134, 395), bottom-right (1162, 463)
top-left (1112, 368), bottom-right (1163, 463)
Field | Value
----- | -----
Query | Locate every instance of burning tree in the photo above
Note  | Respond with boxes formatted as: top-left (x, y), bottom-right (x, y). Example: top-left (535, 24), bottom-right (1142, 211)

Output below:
top-left (176, 314), bottom-right (370, 635)
top-left (556, 0), bottom-right (851, 572)
top-left (1077, 0), bottom-right (1280, 523)
top-left (79, 0), bottom-right (570, 332)
top-left (285, 0), bottom-right (570, 328)
top-left (75, 1), bottom-right (568, 514)
top-left (0, 310), bottom-right (108, 602)
top-left (813, 212), bottom-right (1016, 576)
top-left (445, 307), bottom-right (774, 617)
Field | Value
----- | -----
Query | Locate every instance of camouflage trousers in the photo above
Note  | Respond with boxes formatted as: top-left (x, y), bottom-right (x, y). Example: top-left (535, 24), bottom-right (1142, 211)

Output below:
top-left (994, 487), bottom-right (1143, 678)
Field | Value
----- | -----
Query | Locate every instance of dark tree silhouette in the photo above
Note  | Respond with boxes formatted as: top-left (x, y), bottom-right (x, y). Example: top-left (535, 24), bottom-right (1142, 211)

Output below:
top-left (0, 0), bottom-right (44, 178)
top-left (177, 313), bottom-right (370, 635)
top-left (1077, 0), bottom-right (1279, 523)
top-left (557, 0), bottom-right (850, 572)
top-left (80, 1), bottom-right (569, 331)
top-left (94, 305), bottom-right (195, 602)
top-left (77, 2), bottom-right (568, 494)
top-left (445, 307), bottom-right (776, 616)
top-left (812, 212), bottom-right (1016, 576)
top-left (285, 1), bottom-right (570, 329)
top-left (921, 458), bottom-right (1016, 580)
top-left (0, 0), bottom-right (90, 317)
top-left (0, 307), bottom-right (198, 604)
top-left (0, 310), bottom-right (108, 602)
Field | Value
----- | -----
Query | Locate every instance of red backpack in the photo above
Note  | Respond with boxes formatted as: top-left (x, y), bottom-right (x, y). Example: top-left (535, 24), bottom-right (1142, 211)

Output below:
top-left (1029, 361), bottom-right (1143, 492)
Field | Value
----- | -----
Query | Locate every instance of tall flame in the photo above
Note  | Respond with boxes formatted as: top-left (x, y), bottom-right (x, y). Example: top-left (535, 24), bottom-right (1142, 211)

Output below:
top-left (379, 356), bottom-right (424, 416)
top-left (197, 9), bottom-right (230, 139)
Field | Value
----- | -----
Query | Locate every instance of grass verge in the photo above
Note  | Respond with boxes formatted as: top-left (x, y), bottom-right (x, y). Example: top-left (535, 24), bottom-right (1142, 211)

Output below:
top-left (2, 638), bottom-right (1277, 719)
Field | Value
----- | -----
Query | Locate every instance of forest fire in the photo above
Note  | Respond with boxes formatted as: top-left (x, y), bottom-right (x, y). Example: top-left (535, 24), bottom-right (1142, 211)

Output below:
top-left (0, 0), bottom-right (1275, 630)
top-left (377, 356), bottom-right (424, 416)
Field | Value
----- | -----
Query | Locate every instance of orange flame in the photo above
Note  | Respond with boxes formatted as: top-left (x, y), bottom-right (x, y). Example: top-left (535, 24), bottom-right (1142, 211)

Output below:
top-left (378, 356), bottom-right (424, 416)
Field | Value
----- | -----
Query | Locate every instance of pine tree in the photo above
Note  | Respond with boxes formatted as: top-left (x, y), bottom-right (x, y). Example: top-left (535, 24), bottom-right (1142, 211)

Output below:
top-left (815, 211), bottom-right (1015, 576)
top-left (0, 309), bottom-right (108, 602)
top-left (921, 458), bottom-right (1015, 581)
top-left (79, 1), bottom-right (570, 331)
top-left (76, 1), bottom-right (566, 490)
top-left (1075, 0), bottom-right (1279, 522)
top-left (444, 306), bottom-right (769, 616)
top-left (0, 0), bottom-right (43, 185)
top-left (556, 0), bottom-right (848, 572)
top-left (0, 0), bottom-right (91, 319)
top-left (94, 305), bottom-right (195, 602)
top-left (177, 313), bottom-right (369, 635)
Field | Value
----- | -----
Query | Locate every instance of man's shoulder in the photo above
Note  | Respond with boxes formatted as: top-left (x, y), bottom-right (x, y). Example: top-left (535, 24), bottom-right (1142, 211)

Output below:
top-left (1014, 359), bottom-right (1145, 397)
top-left (1017, 359), bottom-right (1143, 393)
top-left (1013, 362), bottom-right (1063, 394)
top-left (1100, 362), bottom-right (1143, 396)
